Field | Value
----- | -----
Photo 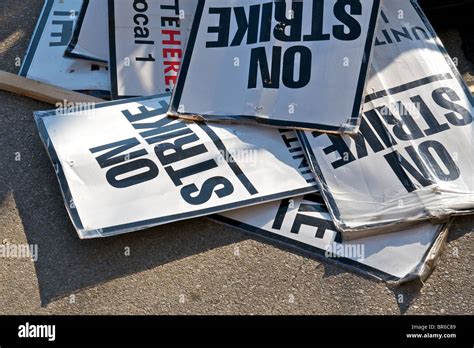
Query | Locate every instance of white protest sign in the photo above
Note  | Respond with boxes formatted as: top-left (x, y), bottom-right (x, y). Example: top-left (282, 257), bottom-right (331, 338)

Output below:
top-left (19, 0), bottom-right (110, 95)
top-left (214, 194), bottom-right (447, 283)
top-left (34, 94), bottom-right (317, 239)
top-left (169, 0), bottom-right (381, 132)
top-left (64, 0), bottom-right (109, 65)
top-left (109, 0), bottom-right (198, 99)
top-left (298, 0), bottom-right (474, 238)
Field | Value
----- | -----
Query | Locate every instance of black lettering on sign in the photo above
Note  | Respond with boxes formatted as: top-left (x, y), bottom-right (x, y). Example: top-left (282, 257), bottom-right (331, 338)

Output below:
top-left (103, 100), bottom-right (272, 205)
top-left (231, 5), bottom-right (260, 46)
top-left (181, 176), bottom-right (234, 205)
top-left (206, 7), bottom-right (231, 48)
top-left (418, 140), bottom-right (460, 182)
top-left (106, 158), bottom-right (159, 189)
top-left (164, 159), bottom-right (218, 186)
top-left (50, 11), bottom-right (77, 47)
top-left (384, 140), bottom-right (460, 193)
top-left (122, 103), bottom-right (168, 123)
top-left (303, 0), bottom-right (330, 41)
top-left (90, 138), bottom-right (147, 169)
top-left (384, 147), bottom-right (434, 193)
top-left (90, 137), bottom-right (159, 188)
top-left (282, 46), bottom-right (312, 89)
top-left (248, 46), bottom-right (281, 89)
top-left (410, 95), bottom-right (450, 136)
top-left (432, 87), bottom-right (473, 126)
top-left (279, 129), bottom-right (316, 183)
top-left (272, 195), bottom-right (339, 241)
top-left (322, 133), bottom-right (356, 169)
top-left (133, 0), bottom-right (155, 48)
top-left (333, 0), bottom-right (362, 41)
top-left (352, 118), bottom-right (383, 159)
top-left (205, 0), bottom-right (364, 90)
top-left (247, 44), bottom-right (312, 89)
top-left (272, 198), bottom-right (291, 230)
top-left (318, 78), bottom-right (473, 193)
top-left (380, 103), bottom-right (424, 141)
top-left (273, 1), bottom-right (303, 42)
top-left (120, 102), bottom-right (237, 204)
top-left (206, 0), bottom-right (363, 47)
top-left (160, 0), bottom-right (179, 15)
top-left (374, 17), bottom-right (430, 47)
top-left (155, 133), bottom-right (208, 166)
top-left (132, 114), bottom-right (193, 145)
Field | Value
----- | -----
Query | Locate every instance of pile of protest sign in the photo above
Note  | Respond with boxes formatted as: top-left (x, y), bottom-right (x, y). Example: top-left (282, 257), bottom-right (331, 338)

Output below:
top-left (16, 0), bottom-right (474, 284)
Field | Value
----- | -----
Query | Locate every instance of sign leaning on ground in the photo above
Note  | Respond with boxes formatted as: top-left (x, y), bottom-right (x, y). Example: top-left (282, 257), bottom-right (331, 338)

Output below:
top-left (109, 0), bottom-right (198, 99)
top-left (169, 0), bottom-right (381, 132)
top-left (19, 0), bottom-right (110, 95)
top-left (34, 94), bottom-right (318, 239)
top-left (298, 0), bottom-right (474, 239)
top-left (213, 194), bottom-right (447, 283)
top-left (64, 0), bottom-right (109, 65)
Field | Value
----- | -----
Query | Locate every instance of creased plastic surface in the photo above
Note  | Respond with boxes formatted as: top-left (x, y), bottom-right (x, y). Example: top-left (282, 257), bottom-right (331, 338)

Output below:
top-left (298, 0), bottom-right (474, 239)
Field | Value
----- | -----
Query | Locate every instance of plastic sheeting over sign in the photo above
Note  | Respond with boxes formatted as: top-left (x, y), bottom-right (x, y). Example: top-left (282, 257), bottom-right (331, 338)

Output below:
top-left (213, 194), bottom-right (448, 283)
top-left (108, 0), bottom-right (198, 99)
top-left (298, 0), bottom-right (474, 239)
top-left (19, 0), bottom-right (110, 95)
top-left (169, 0), bottom-right (381, 132)
top-left (64, 0), bottom-right (109, 65)
top-left (34, 95), bottom-right (318, 239)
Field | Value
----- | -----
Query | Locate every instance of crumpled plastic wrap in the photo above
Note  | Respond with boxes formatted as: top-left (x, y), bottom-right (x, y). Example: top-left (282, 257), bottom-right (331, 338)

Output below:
top-left (298, 0), bottom-right (474, 240)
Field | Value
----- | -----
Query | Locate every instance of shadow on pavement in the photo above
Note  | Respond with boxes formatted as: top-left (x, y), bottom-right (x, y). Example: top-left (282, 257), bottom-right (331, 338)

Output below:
top-left (6, 184), bottom-right (247, 306)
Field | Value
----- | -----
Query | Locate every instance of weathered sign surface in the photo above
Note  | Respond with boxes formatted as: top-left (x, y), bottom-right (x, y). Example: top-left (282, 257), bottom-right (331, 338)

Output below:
top-left (298, 0), bottom-right (474, 238)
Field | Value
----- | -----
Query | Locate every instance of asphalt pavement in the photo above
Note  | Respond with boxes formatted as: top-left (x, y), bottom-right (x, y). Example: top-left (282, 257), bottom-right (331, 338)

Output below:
top-left (0, 1), bottom-right (472, 315)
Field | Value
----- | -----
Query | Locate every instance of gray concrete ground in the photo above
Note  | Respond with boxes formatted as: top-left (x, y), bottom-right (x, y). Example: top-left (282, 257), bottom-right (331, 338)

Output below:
top-left (0, 1), bottom-right (472, 315)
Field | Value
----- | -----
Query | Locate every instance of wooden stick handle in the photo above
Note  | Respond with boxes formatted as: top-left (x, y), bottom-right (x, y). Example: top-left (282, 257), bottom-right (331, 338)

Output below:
top-left (0, 70), bottom-right (105, 105)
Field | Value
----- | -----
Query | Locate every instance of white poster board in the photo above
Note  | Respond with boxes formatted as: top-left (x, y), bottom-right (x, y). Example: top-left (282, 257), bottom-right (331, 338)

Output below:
top-left (35, 94), bottom-right (317, 239)
top-left (109, 0), bottom-right (198, 98)
top-left (299, 0), bottom-right (474, 238)
top-left (64, 0), bottom-right (109, 65)
top-left (169, 0), bottom-right (381, 132)
top-left (214, 194), bottom-right (447, 283)
top-left (20, 0), bottom-right (110, 95)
